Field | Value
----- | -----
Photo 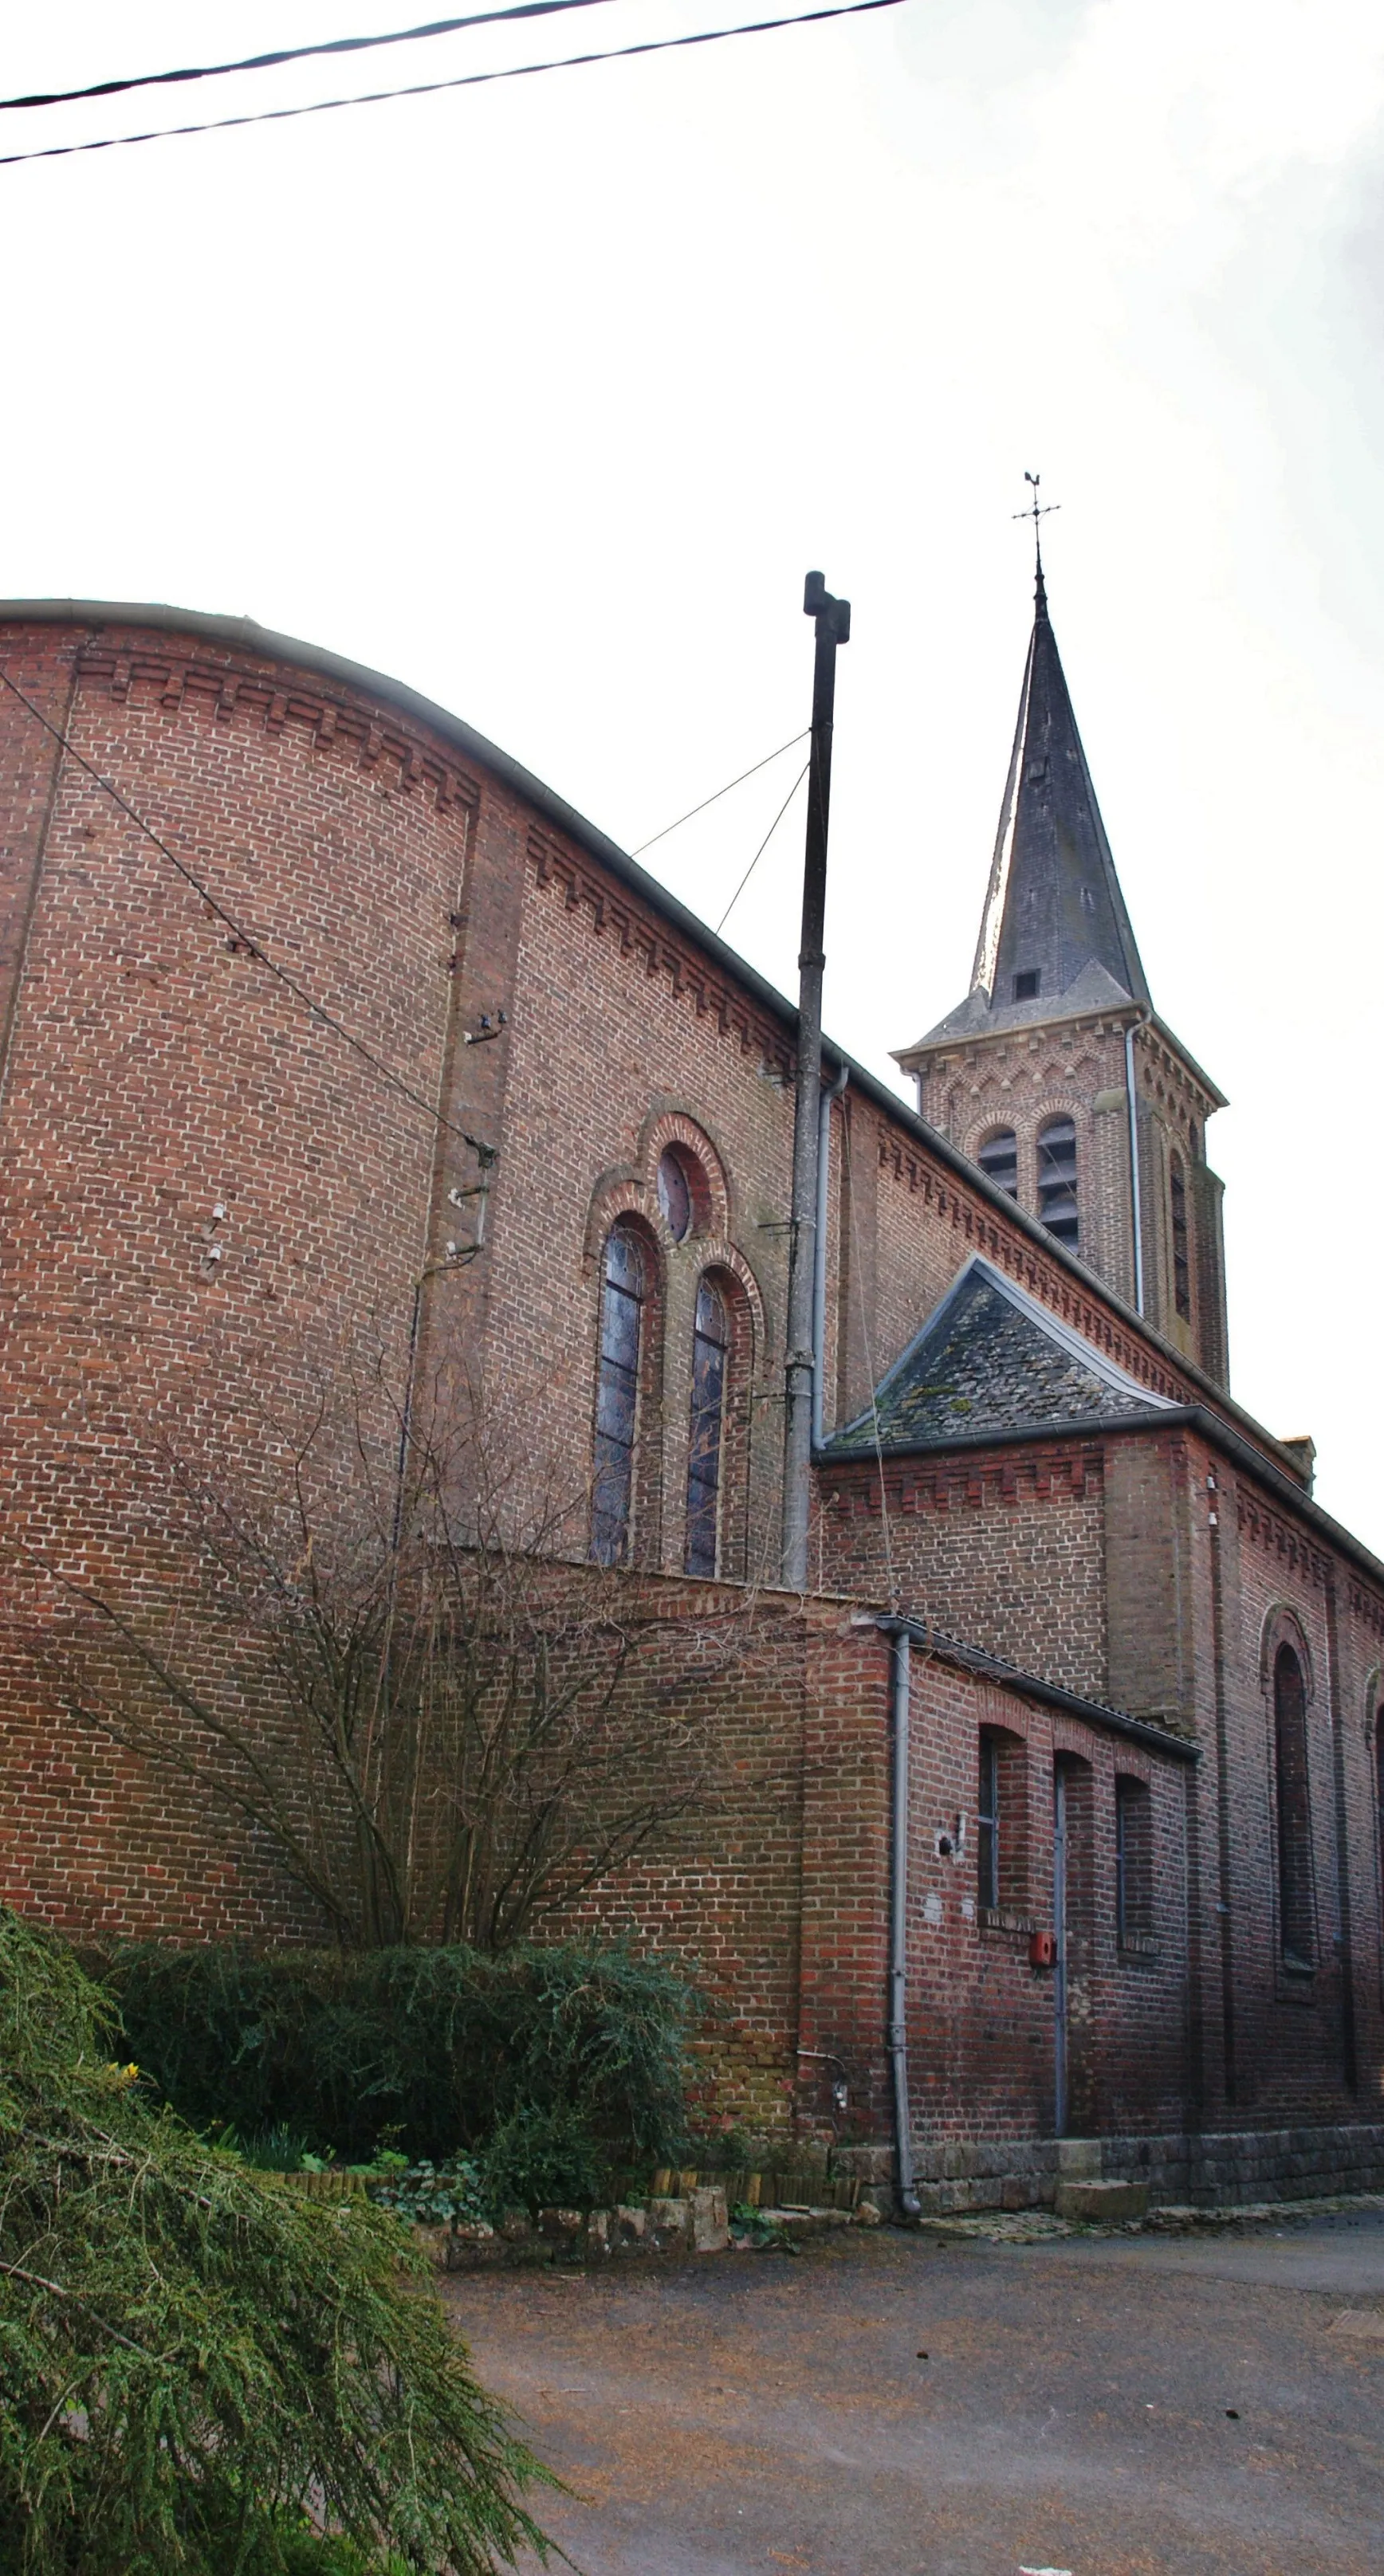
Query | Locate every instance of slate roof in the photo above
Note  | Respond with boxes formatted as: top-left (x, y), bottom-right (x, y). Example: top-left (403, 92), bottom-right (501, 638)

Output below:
top-left (897, 566), bottom-right (1151, 1056)
top-left (824, 1255), bottom-right (1174, 1456)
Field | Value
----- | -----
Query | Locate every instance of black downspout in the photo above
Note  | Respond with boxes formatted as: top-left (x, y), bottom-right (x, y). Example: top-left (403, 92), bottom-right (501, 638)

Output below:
top-left (1325, 1571), bottom-right (1359, 2094)
top-left (888, 1629), bottom-right (922, 2221)
top-left (1207, 1472), bottom-right (1237, 2110)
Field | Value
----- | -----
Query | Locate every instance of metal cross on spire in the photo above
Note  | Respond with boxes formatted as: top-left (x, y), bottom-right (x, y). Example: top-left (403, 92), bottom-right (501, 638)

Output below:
top-left (1012, 469), bottom-right (1059, 608)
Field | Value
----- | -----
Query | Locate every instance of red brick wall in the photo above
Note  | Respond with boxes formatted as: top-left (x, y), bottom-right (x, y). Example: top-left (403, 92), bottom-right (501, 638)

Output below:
top-left (546, 1579), bottom-right (1197, 2150)
top-left (1, 609), bottom-right (1381, 2166)
top-left (0, 618), bottom-right (479, 1934)
top-left (818, 1444), bottom-right (1109, 1698)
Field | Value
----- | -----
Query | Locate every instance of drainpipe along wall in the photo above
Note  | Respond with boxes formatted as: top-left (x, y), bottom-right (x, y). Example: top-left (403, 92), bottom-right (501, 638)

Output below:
top-left (888, 1629), bottom-right (922, 2219)
top-left (1125, 1017), bottom-right (1146, 1317)
top-left (812, 1062), bottom-right (849, 1451)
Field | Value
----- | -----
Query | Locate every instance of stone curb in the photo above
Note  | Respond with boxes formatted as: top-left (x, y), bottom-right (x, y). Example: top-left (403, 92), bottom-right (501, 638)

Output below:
top-left (914, 2189), bottom-right (1384, 2246)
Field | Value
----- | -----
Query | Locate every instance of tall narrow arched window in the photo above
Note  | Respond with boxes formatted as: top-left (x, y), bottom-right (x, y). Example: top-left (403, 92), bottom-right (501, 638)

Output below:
top-left (1037, 1116), bottom-right (1079, 1248)
top-left (685, 1275), bottom-right (729, 1578)
top-left (592, 1225), bottom-right (648, 1565)
top-left (1374, 1698), bottom-right (1384, 1936)
top-left (977, 1127), bottom-right (1018, 1200)
top-left (1273, 1642), bottom-right (1315, 1969)
top-left (1170, 1150), bottom-right (1191, 1321)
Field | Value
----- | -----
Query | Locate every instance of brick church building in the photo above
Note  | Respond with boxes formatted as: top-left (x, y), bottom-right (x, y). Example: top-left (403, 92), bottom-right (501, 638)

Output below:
top-left (0, 575), bottom-right (1381, 2213)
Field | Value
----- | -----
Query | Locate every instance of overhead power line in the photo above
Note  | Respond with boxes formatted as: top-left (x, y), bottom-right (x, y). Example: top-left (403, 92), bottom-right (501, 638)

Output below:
top-left (0, 0), bottom-right (907, 170)
top-left (0, 666), bottom-right (489, 1154)
top-left (716, 759), bottom-right (808, 933)
top-left (630, 730), bottom-right (808, 858)
top-left (0, 0), bottom-right (618, 115)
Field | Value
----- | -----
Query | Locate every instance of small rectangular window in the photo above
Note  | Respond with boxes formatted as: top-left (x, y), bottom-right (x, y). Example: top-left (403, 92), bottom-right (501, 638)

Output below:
top-left (1115, 1775), bottom-right (1153, 1947)
top-left (1012, 968), bottom-right (1040, 1001)
top-left (977, 1732), bottom-right (1000, 1911)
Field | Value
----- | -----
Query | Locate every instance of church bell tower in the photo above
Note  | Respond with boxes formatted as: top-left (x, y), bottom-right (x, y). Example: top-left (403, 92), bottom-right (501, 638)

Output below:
top-left (894, 549), bottom-right (1230, 1388)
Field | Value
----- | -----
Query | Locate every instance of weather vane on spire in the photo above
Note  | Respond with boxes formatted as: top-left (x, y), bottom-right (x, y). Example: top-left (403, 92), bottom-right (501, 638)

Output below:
top-left (1013, 470), bottom-right (1059, 606)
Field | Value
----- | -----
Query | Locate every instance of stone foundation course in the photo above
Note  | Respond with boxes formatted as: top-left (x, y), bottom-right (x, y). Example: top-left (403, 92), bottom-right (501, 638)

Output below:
top-left (837, 2122), bottom-right (1384, 2219)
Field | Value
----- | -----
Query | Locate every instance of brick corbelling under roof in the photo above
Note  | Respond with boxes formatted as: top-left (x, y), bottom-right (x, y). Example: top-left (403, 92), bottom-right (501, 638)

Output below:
top-left (529, 825), bottom-right (794, 1079)
top-left (1350, 1581), bottom-right (1384, 1643)
top-left (821, 1440), bottom-right (1104, 1512)
top-left (70, 634), bottom-right (480, 817)
top-left (1238, 1487), bottom-right (1335, 1594)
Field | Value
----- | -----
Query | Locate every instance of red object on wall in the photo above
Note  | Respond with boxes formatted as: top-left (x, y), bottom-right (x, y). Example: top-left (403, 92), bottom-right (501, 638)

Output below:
top-left (1029, 1927), bottom-right (1056, 1969)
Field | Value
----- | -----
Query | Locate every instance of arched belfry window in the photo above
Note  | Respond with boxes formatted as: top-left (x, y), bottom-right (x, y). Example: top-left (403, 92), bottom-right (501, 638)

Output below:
top-left (685, 1275), bottom-right (729, 1578)
top-left (1170, 1150), bottom-right (1191, 1321)
top-left (1037, 1117), bottom-right (1079, 1248)
top-left (592, 1224), bottom-right (649, 1565)
top-left (1273, 1641), bottom-right (1315, 1970)
top-left (977, 1128), bottom-right (1018, 1200)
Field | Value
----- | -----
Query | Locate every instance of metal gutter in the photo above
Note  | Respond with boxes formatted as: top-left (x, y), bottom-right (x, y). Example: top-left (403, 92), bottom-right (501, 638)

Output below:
top-left (0, 600), bottom-right (1315, 1492)
top-left (865, 1614), bottom-right (1200, 1765)
top-left (822, 1406), bottom-right (1179, 1466)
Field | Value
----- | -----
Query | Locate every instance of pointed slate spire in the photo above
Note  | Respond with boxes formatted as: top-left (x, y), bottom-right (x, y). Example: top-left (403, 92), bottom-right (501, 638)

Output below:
top-left (969, 559), bottom-right (1150, 1019)
top-left (904, 563), bottom-right (1151, 1054)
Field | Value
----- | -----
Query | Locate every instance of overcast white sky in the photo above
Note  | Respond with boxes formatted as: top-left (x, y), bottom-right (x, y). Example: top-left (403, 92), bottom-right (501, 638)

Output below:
top-left (6, 0), bottom-right (1382, 1549)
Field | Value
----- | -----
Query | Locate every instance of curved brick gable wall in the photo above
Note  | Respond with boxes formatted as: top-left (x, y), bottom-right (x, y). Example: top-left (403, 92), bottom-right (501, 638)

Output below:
top-left (0, 615), bottom-right (493, 1935)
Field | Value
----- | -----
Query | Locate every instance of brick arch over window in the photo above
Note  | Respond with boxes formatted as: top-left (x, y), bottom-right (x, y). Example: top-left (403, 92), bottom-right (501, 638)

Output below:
top-left (639, 1109), bottom-right (733, 1241)
top-left (1260, 1607), bottom-right (1316, 1973)
top-left (583, 1113), bottom-right (733, 1262)
top-left (1259, 1605), bottom-right (1316, 1710)
top-left (591, 1215), bottom-right (663, 1567)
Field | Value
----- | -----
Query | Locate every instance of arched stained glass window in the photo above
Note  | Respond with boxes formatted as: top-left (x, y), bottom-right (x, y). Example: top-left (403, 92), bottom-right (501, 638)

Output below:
top-left (592, 1226), bottom-right (647, 1565)
top-left (1037, 1116), bottom-right (1079, 1248)
top-left (685, 1275), bottom-right (729, 1578)
top-left (1170, 1150), bottom-right (1191, 1320)
top-left (657, 1149), bottom-right (693, 1242)
top-left (977, 1128), bottom-right (1018, 1200)
top-left (1274, 1642), bottom-right (1315, 1970)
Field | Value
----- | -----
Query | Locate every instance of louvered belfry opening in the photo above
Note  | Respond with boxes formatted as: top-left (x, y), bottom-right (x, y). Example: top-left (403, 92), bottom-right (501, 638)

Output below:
top-left (1170, 1150), bottom-right (1192, 1320)
top-left (977, 1127), bottom-right (1019, 1200)
top-left (1037, 1116), bottom-right (1079, 1247)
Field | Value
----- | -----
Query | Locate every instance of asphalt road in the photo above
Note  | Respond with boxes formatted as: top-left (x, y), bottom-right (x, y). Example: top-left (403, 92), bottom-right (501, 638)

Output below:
top-left (446, 2209), bottom-right (1384, 2576)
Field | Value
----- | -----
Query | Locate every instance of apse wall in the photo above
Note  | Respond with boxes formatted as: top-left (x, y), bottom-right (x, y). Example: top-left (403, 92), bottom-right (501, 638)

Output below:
top-left (0, 607), bottom-right (501, 1935)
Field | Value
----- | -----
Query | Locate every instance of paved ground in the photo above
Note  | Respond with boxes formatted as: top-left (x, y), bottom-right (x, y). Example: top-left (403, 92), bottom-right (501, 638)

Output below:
top-left (445, 2208), bottom-right (1384, 2576)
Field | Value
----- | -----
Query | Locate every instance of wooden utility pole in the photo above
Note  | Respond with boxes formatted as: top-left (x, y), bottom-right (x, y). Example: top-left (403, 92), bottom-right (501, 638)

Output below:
top-left (781, 568), bottom-right (850, 1590)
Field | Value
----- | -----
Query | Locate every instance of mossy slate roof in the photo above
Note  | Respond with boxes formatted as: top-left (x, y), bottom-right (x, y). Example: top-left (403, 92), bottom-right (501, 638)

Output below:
top-left (824, 1256), bottom-right (1174, 1456)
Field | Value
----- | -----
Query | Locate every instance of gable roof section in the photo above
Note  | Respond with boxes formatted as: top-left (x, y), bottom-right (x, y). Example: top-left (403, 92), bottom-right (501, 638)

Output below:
top-left (824, 1254), bottom-right (1176, 1456)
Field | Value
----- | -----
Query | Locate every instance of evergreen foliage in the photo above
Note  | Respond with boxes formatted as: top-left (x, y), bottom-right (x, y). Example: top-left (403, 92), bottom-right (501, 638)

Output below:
top-left (108, 1938), bottom-right (693, 2166)
top-left (476, 2107), bottom-right (606, 2219)
top-left (0, 1912), bottom-right (552, 2574)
